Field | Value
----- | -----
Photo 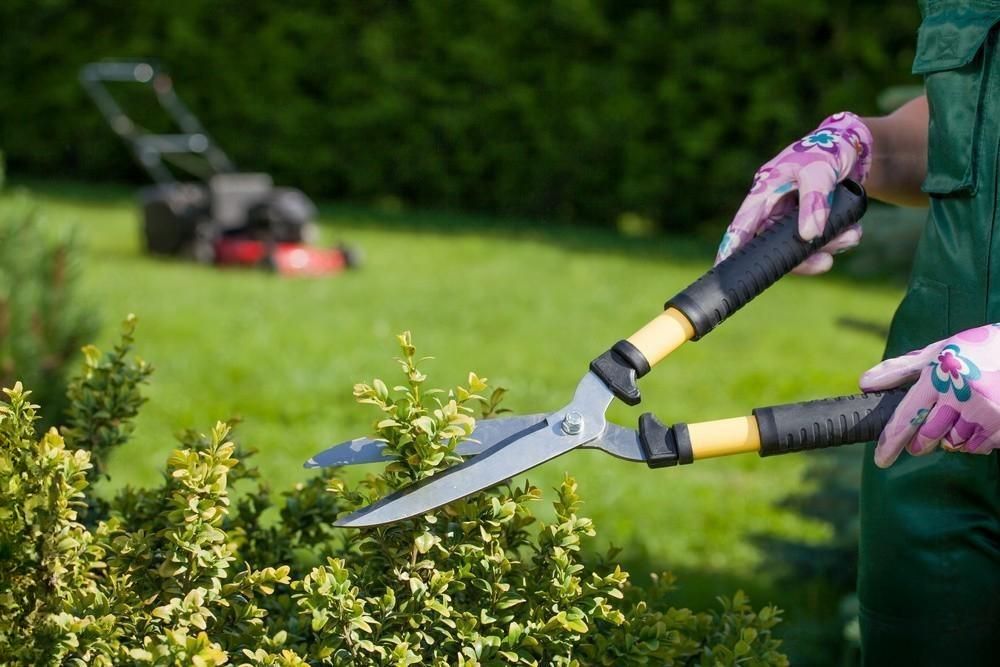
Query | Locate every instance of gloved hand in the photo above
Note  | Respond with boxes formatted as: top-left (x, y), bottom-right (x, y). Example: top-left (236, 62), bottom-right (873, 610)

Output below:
top-left (716, 112), bottom-right (873, 274)
top-left (860, 324), bottom-right (1000, 468)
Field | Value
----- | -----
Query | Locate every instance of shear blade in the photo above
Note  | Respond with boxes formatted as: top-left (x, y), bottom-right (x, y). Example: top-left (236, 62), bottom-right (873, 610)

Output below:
top-left (304, 414), bottom-right (548, 468)
top-left (334, 372), bottom-right (618, 528)
top-left (305, 416), bottom-right (647, 471)
top-left (334, 415), bottom-right (580, 527)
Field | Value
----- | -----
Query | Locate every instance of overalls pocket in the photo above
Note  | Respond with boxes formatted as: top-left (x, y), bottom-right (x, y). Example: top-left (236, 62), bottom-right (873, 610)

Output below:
top-left (912, 8), bottom-right (999, 196)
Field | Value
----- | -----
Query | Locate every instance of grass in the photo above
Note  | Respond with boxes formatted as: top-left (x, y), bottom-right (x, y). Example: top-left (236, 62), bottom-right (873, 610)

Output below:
top-left (4, 180), bottom-right (906, 661)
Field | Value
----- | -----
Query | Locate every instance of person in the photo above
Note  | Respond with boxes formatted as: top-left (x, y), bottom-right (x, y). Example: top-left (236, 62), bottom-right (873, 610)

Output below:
top-left (715, 2), bottom-right (999, 663)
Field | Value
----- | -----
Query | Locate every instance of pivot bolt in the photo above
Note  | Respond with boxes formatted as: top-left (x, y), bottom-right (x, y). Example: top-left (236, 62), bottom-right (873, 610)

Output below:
top-left (561, 411), bottom-right (584, 435)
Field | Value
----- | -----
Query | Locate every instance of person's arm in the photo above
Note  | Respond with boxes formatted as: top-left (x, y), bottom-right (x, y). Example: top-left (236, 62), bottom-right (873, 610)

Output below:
top-left (862, 95), bottom-right (929, 207)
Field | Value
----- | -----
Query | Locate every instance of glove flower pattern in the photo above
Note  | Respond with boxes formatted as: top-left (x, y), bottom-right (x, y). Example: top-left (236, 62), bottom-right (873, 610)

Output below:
top-left (930, 344), bottom-right (980, 401)
top-left (860, 324), bottom-right (1000, 467)
top-left (794, 129), bottom-right (839, 153)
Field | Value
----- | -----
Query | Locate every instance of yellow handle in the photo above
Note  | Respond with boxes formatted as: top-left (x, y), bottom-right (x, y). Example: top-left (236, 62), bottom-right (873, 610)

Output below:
top-left (625, 307), bottom-right (695, 368)
top-left (686, 416), bottom-right (761, 460)
top-left (626, 308), bottom-right (759, 460)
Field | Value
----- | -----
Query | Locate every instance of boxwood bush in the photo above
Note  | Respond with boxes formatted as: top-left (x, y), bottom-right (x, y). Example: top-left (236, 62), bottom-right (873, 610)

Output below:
top-left (0, 320), bottom-right (787, 665)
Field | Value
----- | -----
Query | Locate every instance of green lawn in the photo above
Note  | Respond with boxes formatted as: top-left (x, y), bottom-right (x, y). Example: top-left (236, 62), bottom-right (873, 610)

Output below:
top-left (6, 181), bottom-right (906, 661)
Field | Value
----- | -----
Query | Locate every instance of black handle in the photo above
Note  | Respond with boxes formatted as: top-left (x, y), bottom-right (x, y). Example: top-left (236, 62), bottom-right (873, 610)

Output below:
top-left (638, 388), bottom-right (908, 468)
top-left (667, 179), bottom-right (867, 340)
top-left (753, 388), bottom-right (906, 457)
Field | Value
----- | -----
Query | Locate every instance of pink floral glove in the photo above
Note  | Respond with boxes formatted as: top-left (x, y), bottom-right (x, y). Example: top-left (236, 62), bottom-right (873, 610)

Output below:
top-left (716, 112), bottom-right (873, 275)
top-left (860, 324), bottom-right (1000, 468)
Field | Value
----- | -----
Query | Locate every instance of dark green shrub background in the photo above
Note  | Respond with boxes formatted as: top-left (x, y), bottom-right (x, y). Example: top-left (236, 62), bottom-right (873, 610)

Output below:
top-left (0, 0), bottom-right (919, 229)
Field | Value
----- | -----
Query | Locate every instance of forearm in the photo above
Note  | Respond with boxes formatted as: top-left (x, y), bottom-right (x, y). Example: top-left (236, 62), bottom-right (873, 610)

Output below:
top-left (861, 96), bottom-right (929, 207)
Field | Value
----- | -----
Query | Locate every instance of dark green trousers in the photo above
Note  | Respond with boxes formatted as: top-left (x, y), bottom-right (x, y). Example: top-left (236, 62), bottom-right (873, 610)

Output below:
top-left (858, 2), bottom-right (1000, 663)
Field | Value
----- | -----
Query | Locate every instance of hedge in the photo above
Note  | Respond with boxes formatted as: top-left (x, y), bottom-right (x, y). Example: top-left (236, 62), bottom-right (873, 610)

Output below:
top-left (0, 0), bottom-right (919, 229)
top-left (0, 322), bottom-right (789, 665)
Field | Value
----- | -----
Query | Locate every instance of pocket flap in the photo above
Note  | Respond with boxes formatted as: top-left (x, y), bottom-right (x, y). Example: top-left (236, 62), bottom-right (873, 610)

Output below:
top-left (912, 8), bottom-right (1000, 74)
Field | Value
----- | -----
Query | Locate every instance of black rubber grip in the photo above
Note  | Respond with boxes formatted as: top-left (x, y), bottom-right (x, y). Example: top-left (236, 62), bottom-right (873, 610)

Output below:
top-left (667, 179), bottom-right (867, 340)
top-left (753, 388), bottom-right (906, 457)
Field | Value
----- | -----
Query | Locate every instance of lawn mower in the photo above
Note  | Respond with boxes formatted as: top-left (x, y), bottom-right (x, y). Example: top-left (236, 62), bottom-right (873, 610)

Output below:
top-left (80, 60), bottom-right (359, 276)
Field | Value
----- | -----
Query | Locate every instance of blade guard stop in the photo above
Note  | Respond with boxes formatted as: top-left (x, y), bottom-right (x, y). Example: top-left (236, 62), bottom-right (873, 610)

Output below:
top-left (638, 413), bottom-right (694, 468)
top-left (589, 340), bottom-right (650, 406)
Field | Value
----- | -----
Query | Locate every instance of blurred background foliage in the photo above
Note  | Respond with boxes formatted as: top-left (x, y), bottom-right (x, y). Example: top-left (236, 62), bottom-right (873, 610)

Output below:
top-left (0, 154), bottom-right (98, 427)
top-left (1, 0), bottom-right (920, 230)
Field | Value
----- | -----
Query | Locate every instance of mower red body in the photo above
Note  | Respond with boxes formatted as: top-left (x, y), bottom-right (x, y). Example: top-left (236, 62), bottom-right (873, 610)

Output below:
top-left (214, 239), bottom-right (351, 276)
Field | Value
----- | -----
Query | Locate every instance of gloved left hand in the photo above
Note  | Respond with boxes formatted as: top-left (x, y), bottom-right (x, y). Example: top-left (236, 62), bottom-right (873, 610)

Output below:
top-left (716, 111), bottom-right (873, 274)
top-left (860, 324), bottom-right (1000, 468)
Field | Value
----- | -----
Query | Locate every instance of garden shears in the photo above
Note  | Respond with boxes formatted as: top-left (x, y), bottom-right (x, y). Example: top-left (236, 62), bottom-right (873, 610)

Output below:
top-left (308, 179), bottom-right (906, 528)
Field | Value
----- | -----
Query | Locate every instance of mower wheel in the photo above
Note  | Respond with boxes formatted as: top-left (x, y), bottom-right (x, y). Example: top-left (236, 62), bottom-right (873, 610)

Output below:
top-left (190, 227), bottom-right (217, 265)
top-left (140, 183), bottom-right (208, 255)
top-left (337, 243), bottom-right (364, 269)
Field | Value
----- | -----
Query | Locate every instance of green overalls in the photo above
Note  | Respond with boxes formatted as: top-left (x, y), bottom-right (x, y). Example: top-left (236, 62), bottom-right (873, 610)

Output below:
top-left (858, 1), bottom-right (1000, 663)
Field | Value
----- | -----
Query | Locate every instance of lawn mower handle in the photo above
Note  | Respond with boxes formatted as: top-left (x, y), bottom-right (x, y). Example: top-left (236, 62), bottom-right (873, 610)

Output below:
top-left (591, 179), bottom-right (867, 405)
top-left (638, 388), bottom-right (908, 468)
top-left (80, 61), bottom-right (235, 183)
